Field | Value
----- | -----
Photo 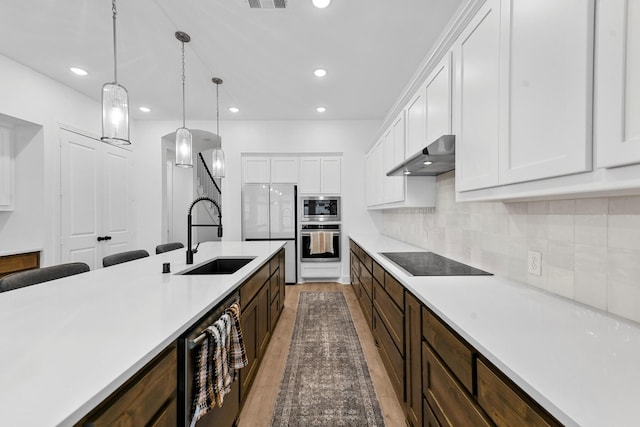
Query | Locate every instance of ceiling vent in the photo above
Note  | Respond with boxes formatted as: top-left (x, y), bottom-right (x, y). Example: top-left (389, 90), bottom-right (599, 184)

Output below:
top-left (247, 0), bottom-right (287, 8)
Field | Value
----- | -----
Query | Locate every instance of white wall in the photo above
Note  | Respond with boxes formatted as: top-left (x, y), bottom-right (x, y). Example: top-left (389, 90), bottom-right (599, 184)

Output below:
top-left (0, 54), bottom-right (106, 264)
top-left (133, 119), bottom-right (382, 280)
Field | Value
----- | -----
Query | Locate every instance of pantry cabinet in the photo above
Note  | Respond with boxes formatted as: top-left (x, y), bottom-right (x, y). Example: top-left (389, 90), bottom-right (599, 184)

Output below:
top-left (596, 0), bottom-right (640, 169)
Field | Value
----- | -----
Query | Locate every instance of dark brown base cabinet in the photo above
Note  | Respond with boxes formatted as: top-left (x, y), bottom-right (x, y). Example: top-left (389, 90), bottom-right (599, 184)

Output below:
top-left (76, 248), bottom-right (286, 427)
top-left (348, 239), bottom-right (562, 427)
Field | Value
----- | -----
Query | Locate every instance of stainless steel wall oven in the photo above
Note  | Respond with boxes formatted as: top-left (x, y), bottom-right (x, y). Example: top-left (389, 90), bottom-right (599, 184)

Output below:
top-left (300, 223), bottom-right (341, 262)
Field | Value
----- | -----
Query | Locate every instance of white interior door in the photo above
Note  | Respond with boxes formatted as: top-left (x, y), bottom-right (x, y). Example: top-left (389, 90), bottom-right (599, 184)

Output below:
top-left (60, 130), bottom-right (102, 270)
top-left (60, 129), bottom-right (132, 269)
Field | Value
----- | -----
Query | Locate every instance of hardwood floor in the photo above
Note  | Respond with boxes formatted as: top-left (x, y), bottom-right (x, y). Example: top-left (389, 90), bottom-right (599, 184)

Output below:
top-left (237, 283), bottom-right (406, 427)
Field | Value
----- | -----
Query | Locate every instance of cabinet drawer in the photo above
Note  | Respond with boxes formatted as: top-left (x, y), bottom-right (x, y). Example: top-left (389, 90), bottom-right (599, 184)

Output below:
top-left (358, 282), bottom-right (373, 329)
top-left (85, 346), bottom-right (177, 427)
top-left (384, 272), bottom-right (404, 308)
top-left (361, 251), bottom-right (373, 274)
top-left (270, 272), bottom-right (279, 302)
top-left (372, 261), bottom-right (384, 285)
top-left (422, 307), bottom-right (474, 393)
top-left (240, 262), bottom-right (270, 305)
top-left (360, 264), bottom-right (373, 299)
top-left (424, 397), bottom-right (441, 427)
top-left (373, 308), bottom-right (404, 400)
top-left (270, 291), bottom-right (281, 330)
top-left (269, 255), bottom-right (279, 276)
top-left (477, 359), bottom-right (560, 427)
top-left (373, 280), bottom-right (404, 354)
top-left (0, 251), bottom-right (40, 277)
top-left (422, 343), bottom-right (492, 427)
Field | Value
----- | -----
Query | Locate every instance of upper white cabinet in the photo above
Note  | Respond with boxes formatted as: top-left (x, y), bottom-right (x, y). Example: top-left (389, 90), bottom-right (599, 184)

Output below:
top-left (0, 126), bottom-right (13, 211)
top-left (270, 157), bottom-right (298, 183)
top-left (383, 113), bottom-right (405, 203)
top-left (425, 53), bottom-right (452, 146)
top-left (596, 0), bottom-right (640, 168)
top-left (455, 0), bottom-right (594, 192)
top-left (405, 90), bottom-right (426, 158)
top-left (453, 0), bottom-right (502, 192)
top-left (498, 0), bottom-right (594, 184)
top-left (242, 157), bottom-right (271, 183)
top-left (299, 157), bottom-right (341, 194)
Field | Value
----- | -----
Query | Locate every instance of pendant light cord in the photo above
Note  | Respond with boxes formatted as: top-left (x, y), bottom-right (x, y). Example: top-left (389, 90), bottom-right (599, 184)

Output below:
top-left (112, 0), bottom-right (118, 83)
top-left (181, 41), bottom-right (186, 128)
top-left (216, 82), bottom-right (220, 136)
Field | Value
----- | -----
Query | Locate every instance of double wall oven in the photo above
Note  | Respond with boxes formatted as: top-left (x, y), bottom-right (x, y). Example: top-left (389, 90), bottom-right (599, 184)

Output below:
top-left (300, 196), bottom-right (341, 263)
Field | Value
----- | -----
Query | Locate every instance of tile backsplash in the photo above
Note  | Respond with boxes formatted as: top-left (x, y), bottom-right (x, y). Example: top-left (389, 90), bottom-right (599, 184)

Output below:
top-left (382, 172), bottom-right (640, 324)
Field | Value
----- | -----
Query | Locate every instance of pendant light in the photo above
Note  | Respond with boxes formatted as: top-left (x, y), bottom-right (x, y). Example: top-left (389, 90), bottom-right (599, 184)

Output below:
top-left (211, 77), bottom-right (225, 178)
top-left (101, 0), bottom-right (130, 145)
top-left (175, 31), bottom-right (193, 168)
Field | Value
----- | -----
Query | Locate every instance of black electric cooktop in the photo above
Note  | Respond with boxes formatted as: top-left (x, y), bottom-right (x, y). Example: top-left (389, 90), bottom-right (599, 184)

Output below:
top-left (379, 252), bottom-right (492, 276)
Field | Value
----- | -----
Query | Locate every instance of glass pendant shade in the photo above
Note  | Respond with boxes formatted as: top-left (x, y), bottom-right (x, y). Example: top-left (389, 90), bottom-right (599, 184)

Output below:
top-left (211, 147), bottom-right (225, 178)
top-left (101, 82), bottom-right (130, 145)
top-left (175, 127), bottom-right (193, 167)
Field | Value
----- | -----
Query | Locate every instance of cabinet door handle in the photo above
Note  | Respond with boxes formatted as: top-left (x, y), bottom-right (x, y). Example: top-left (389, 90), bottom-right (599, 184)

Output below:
top-left (97, 235), bottom-right (113, 242)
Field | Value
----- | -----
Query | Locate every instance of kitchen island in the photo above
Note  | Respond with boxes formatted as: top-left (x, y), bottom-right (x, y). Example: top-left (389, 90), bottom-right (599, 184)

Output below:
top-left (0, 240), bottom-right (285, 427)
top-left (350, 233), bottom-right (640, 427)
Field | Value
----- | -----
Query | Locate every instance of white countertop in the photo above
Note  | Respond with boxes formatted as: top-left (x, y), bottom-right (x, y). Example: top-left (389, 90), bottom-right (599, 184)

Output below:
top-left (0, 240), bottom-right (285, 427)
top-left (350, 233), bottom-right (640, 427)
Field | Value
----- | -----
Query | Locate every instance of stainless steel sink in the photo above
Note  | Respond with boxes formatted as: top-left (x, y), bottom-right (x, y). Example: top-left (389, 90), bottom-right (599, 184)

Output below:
top-left (178, 257), bottom-right (256, 275)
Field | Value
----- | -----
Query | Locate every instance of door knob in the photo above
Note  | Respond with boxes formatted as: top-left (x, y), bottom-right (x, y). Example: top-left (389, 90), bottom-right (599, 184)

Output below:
top-left (97, 235), bottom-right (113, 242)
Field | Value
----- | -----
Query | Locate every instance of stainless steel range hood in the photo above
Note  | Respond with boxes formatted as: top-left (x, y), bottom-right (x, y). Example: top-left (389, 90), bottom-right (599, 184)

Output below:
top-left (387, 135), bottom-right (455, 176)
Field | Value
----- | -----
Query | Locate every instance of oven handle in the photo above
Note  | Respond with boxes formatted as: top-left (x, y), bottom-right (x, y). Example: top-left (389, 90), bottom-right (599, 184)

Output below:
top-left (301, 232), bottom-right (341, 237)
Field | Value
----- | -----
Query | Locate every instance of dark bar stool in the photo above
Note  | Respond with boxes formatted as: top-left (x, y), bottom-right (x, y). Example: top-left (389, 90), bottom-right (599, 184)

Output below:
top-left (102, 250), bottom-right (149, 268)
top-left (0, 262), bottom-right (90, 293)
top-left (155, 242), bottom-right (184, 254)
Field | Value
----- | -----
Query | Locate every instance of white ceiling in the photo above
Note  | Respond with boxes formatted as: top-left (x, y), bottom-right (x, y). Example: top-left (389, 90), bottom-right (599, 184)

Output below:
top-left (0, 0), bottom-right (462, 121)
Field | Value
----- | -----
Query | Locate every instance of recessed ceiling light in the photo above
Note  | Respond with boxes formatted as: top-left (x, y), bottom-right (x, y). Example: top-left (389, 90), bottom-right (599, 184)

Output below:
top-left (403, 170), bottom-right (411, 175)
top-left (423, 160), bottom-right (433, 165)
top-left (139, 106), bottom-right (151, 113)
top-left (312, 0), bottom-right (331, 8)
top-left (316, 107), bottom-right (326, 113)
top-left (69, 67), bottom-right (88, 76)
top-left (229, 107), bottom-right (240, 113)
top-left (314, 69), bottom-right (327, 78)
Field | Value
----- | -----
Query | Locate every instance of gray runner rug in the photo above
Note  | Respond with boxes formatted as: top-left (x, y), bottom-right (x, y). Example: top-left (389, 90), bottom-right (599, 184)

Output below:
top-left (270, 291), bottom-right (385, 427)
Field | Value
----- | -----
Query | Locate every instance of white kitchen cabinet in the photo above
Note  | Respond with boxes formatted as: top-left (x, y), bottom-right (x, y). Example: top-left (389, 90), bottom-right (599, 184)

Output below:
top-left (299, 157), bottom-right (321, 193)
top-left (0, 126), bottom-right (13, 211)
top-left (405, 89), bottom-right (426, 159)
top-left (299, 157), bottom-right (341, 194)
top-left (270, 156), bottom-right (298, 183)
top-left (242, 157), bottom-right (271, 183)
top-left (498, 0), bottom-right (594, 184)
top-left (425, 53), bottom-right (452, 146)
top-left (365, 151), bottom-right (375, 207)
top-left (321, 157), bottom-right (341, 194)
top-left (383, 114), bottom-right (405, 204)
top-left (453, 0), bottom-right (502, 192)
top-left (596, 0), bottom-right (640, 169)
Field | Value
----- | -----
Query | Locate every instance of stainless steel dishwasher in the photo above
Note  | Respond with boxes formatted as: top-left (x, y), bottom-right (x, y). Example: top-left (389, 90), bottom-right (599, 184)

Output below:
top-left (177, 290), bottom-right (240, 427)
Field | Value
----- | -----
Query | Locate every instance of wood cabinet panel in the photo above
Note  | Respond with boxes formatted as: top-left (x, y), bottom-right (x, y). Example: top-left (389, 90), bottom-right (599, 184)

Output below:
top-left (477, 359), bottom-right (560, 427)
top-left (423, 398), bottom-right (441, 427)
top-left (358, 282), bottom-right (373, 329)
top-left (0, 251), bottom-right (40, 278)
top-left (148, 399), bottom-right (177, 427)
top-left (270, 270), bottom-right (280, 302)
top-left (373, 280), bottom-right (404, 354)
top-left (405, 293), bottom-right (422, 427)
top-left (256, 284), bottom-right (271, 358)
top-left (423, 344), bottom-right (492, 427)
top-left (422, 308), bottom-right (475, 393)
top-left (373, 308), bottom-right (404, 401)
top-left (383, 272), bottom-right (404, 308)
top-left (372, 261), bottom-right (384, 285)
top-left (240, 263), bottom-right (270, 306)
top-left (83, 346), bottom-right (177, 427)
top-left (240, 296), bottom-right (258, 401)
top-left (360, 264), bottom-right (373, 300)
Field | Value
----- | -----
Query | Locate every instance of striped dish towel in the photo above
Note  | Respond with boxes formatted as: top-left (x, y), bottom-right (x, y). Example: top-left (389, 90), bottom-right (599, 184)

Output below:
top-left (226, 302), bottom-right (248, 375)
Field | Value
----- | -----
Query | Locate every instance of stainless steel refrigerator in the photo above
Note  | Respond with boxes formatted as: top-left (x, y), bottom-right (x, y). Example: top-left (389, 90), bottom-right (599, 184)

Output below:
top-left (242, 184), bottom-right (297, 283)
